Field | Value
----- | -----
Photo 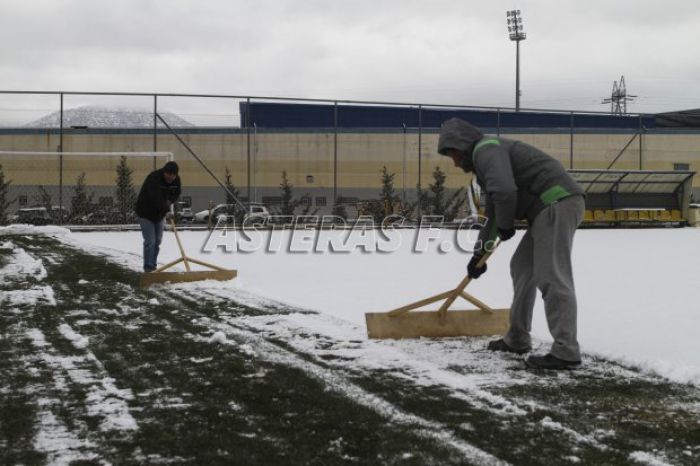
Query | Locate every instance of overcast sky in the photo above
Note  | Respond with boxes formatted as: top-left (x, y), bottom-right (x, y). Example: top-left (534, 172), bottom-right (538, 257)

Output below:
top-left (1, 0), bottom-right (699, 124)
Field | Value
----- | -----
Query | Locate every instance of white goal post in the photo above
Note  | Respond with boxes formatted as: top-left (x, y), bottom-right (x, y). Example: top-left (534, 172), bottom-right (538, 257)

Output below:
top-left (0, 150), bottom-right (173, 160)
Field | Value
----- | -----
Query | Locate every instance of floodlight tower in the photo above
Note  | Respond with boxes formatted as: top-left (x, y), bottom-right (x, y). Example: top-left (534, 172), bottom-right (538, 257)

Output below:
top-left (506, 10), bottom-right (526, 112)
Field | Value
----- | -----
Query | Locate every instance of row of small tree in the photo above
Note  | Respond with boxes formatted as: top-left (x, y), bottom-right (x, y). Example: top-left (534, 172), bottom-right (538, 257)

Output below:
top-left (0, 160), bottom-right (469, 226)
top-left (223, 167), bottom-right (321, 218)
top-left (362, 165), bottom-right (467, 223)
top-left (0, 157), bottom-right (137, 225)
top-left (69, 156), bottom-right (137, 224)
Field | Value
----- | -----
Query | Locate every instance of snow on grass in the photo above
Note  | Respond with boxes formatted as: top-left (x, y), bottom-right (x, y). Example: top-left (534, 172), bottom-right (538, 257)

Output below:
top-left (231, 311), bottom-right (529, 416)
top-left (0, 224), bottom-right (70, 237)
top-left (191, 317), bottom-right (509, 466)
top-left (85, 378), bottom-right (138, 432)
top-left (58, 323), bottom-right (90, 349)
top-left (33, 404), bottom-right (98, 466)
top-left (540, 415), bottom-right (607, 450)
top-left (0, 241), bottom-right (48, 281)
top-left (64, 228), bottom-right (700, 385)
top-left (27, 328), bottom-right (138, 433)
top-left (629, 451), bottom-right (674, 466)
top-left (208, 330), bottom-right (228, 344)
top-left (0, 242), bottom-right (56, 307)
top-left (0, 285), bottom-right (56, 307)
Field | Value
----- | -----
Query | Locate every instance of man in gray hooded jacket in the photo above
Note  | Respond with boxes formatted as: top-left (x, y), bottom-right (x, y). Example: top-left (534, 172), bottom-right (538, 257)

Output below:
top-left (437, 118), bottom-right (585, 370)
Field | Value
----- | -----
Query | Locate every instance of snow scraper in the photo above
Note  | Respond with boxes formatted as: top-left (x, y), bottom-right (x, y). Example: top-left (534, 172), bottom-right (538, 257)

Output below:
top-left (365, 243), bottom-right (509, 339)
top-left (139, 219), bottom-right (237, 287)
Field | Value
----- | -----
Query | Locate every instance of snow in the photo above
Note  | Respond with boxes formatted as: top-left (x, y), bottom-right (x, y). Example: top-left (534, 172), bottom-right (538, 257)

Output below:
top-left (33, 408), bottom-right (98, 466)
top-left (0, 224), bottom-right (70, 237)
top-left (208, 331), bottom-right (228, 345)
top-left (186, 312), bottom-right (507, 465)
top-left (28, 328), bottom-right (138, 433)
top-left (64, 227), bottom-right (700, 385)
top-left (25, 105), bottom-right (193, 128)
top-left (0, 286), bottom-right (56, 307)
top-left (58, 323), bottom-right (90, 349)
top-left (540, 415), bottom-right (605, 449)
top-left (0, 241), bottom-right (48, 280)
top-left (629, 451), bottom-right (674, 466)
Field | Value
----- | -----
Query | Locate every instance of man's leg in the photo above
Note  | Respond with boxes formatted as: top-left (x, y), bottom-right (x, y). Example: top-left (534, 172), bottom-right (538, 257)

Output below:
top-left (504, 230), bottom-right (537, 351)
top-left (153, 218), bottom-right (165, 267)
top-left (531, 195), bottom-right (585, 362)
top-left (138, 217), bottom-right (157, 272)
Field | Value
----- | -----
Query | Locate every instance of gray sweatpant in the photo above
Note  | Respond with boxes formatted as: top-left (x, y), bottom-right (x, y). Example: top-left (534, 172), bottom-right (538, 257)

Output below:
top-left (503, 195), bottom-right (585, 361)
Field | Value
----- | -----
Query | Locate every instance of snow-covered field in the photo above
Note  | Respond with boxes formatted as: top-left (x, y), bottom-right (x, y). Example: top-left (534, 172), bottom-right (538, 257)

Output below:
top-left (67, 226), bottom-right (700, 386)
top-left (2, 224), bottom-right (699, 464)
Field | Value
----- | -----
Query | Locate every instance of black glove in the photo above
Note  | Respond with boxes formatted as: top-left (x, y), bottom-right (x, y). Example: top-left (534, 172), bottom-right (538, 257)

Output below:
top-left (467, 255), bottom-right (487, 279)
top-left (498, 227), bottom-right (515, 241)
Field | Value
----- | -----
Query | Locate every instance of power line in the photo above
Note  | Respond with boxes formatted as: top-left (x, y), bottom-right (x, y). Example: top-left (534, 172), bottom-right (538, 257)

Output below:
top-left (601, 75), bottom-right (637, 115)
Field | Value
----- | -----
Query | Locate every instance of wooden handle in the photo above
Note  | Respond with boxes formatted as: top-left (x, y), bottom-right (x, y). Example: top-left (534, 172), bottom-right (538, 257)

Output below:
top-left (437, 240), bottom-right (500, 316)
top-left (170, 219), bottom-right (191, 272)
top-left (387, 290), bottom-right (454, 317)
top-left (460, 291), bottom-right (494, 313)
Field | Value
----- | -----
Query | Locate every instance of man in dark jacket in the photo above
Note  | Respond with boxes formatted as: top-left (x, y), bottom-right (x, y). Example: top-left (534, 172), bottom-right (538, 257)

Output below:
top-left (135, 161), bottom-right (181, 272)
top-left (437, 118), bottom-right (585, 370)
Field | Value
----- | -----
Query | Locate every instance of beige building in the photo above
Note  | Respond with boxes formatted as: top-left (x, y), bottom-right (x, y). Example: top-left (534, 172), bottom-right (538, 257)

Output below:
top-left (0, 126), bottom-right (698, 215)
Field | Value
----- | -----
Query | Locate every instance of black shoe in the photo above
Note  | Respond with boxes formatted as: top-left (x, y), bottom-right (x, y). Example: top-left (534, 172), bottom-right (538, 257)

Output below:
top-left (525, 353), bottom-right (581, 370)
top-left (487, 338), bottom-right (530, 355)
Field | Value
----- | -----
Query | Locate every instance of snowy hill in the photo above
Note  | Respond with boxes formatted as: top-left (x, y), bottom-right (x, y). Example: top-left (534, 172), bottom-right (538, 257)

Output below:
top-left (25, 105), bottom-right (193, 128)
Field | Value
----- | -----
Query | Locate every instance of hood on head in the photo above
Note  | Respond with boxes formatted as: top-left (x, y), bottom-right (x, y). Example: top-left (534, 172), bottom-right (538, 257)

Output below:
top-left (437, 118), bottom-right (483, 171)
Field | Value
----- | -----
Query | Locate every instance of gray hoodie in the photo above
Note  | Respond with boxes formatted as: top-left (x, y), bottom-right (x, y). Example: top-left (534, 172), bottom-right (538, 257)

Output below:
top-left (438, 118), bottom-right (583, 251)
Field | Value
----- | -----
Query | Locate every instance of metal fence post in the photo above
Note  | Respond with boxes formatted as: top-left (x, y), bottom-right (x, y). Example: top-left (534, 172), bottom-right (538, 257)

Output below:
top-left (639, 114), bottom-right (643, 170)
top-left (333, 101), bottom-right (338, 206)
top-left (570, 112), bottom-right (574, 169)
top-left (496, 108), bottom-right (501, 137)
top-left (59, 93), bottom-right (64, 225)
top-left (402, 122), bottom-right (407, 203)
top-left (153, 95), bottom-right (158, 170)
top-left (246, 97), bottom-right (251, 205)
top-left (417, 105), bottom-right (422, 217)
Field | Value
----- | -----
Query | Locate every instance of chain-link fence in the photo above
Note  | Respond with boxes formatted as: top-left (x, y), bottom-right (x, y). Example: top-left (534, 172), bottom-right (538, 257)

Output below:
top-left (0, 90), bottom-right (697, 227)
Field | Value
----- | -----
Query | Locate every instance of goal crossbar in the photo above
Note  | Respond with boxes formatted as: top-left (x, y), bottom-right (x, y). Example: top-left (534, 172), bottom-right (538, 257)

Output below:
top-left (0, 151), bottom-right (173, 160)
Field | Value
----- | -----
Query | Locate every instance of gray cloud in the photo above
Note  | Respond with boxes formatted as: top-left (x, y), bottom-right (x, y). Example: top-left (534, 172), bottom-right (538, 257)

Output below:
top-left (1, 0), bottom-right (699, 123)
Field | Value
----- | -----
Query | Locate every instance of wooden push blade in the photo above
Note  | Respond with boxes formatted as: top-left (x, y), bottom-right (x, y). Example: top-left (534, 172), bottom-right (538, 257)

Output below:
top-left (140, 269), bottom-right (237, 288)
top-left (365, 309), bottom-right (510, 340)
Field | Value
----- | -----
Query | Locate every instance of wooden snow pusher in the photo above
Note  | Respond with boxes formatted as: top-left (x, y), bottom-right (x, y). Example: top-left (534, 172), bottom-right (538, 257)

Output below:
top-left (365, 245), bottom-right (509, 339)
top-left (139, 219), bottom-right (237, 287)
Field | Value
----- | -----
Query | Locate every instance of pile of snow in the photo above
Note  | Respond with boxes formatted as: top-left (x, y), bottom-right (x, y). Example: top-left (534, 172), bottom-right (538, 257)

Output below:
top-left (0, 224), bottom-right (70, 237)
top-left (0, 241), bottom-right (48, 281)
top-left (208, 331), bottom-right (228, 345)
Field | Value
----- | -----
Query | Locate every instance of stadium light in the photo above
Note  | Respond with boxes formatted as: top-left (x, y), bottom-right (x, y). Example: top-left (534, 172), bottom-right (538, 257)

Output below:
top-left (506, 10), bottom-right (526, 111)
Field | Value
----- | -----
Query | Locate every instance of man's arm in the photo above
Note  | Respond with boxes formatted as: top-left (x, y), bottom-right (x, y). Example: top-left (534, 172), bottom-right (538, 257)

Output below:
top-left (476, 197), bottom-right (498, 255)
top-left (166, 176), bottom-right (181, 203)
top-left (473, 145), bottom-right (518, 231)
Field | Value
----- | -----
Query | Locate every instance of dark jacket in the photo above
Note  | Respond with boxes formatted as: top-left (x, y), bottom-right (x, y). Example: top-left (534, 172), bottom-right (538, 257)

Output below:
top-left (438, 118), bottom-right (583, 250)
top-left (135, 169), bottom-right (181, 222)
